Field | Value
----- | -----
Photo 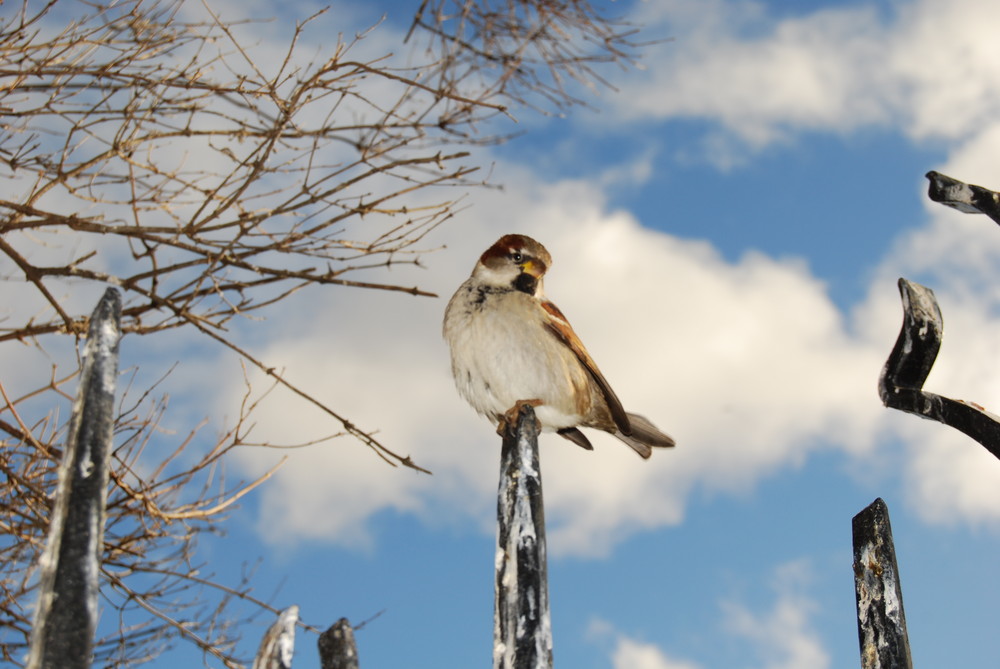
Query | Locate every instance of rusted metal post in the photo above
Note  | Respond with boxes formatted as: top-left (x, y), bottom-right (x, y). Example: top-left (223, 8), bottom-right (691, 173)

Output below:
top-left (494, 403), bottom-right (553, 669)
top-left (27, 288), bottom-right (122, 669)
top-left (852, 498), bottom-right (913, 669)
top-left (253, 605), bottom-right (299, 669)
top-left (318, 618), bottom-right (359, 669)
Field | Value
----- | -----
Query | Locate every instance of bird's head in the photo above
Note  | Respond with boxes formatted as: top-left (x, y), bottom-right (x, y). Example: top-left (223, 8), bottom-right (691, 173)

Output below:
top-left (473, 234), bottom-right (551, 295)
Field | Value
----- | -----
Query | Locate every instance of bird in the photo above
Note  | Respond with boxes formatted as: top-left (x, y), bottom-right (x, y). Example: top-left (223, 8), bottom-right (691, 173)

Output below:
top-left (443, 233), bottom-right (675, 458)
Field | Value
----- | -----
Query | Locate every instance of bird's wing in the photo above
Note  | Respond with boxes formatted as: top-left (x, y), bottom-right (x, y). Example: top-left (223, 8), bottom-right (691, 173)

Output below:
top-left (539, 299), bottom-right (632, 435)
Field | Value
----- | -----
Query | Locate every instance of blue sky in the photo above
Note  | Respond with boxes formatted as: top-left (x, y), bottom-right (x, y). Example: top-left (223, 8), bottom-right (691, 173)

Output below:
top-left (9, 0), bottom-right (1000, 667)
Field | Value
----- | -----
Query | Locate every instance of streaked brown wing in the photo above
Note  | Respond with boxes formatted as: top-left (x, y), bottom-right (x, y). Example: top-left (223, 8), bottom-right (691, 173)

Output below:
top-left (539, 299), bottom-right (632, 435)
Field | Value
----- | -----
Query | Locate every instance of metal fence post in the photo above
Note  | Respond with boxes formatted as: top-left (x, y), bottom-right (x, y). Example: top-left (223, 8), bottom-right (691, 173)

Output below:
top-left (253, 605), bottom-right (299, 669)
top-left (318, 618), bottom-right (359, 669)
top-left (852, 498), bottom-right (913, 669)
top-left (27, 288), bottom-right (122, 669)
top-left (880, 277), bottom-right (1000, 458)
top-left (494, 403), bottom-right (553, 669)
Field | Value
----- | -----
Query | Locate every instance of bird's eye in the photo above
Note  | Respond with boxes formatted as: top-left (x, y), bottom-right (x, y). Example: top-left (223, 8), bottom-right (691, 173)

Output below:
top-left (510, 252), bottom-right (524, 263)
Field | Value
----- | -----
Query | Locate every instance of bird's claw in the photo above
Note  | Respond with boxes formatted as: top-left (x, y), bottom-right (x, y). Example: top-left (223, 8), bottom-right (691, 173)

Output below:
top-left (496, 399), bottom-right (543, 436)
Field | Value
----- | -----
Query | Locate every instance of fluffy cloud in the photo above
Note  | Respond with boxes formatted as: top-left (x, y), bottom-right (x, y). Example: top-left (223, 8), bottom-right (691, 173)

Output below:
top-left (618, 0), bottom-right (1000, 160)
top-left (624, 0), bottom-right (891, 142)
top-left (611, 637), bottom-right (703, 669)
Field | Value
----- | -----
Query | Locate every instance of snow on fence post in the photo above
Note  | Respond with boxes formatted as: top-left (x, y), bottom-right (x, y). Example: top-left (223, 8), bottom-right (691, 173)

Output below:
top-left (318, 618), bottom-right (359, 669)
top-left (253, 605), bottom-right (299, 669)
top-left (494, 403), bottom-right (553, 669)
top-left (27, 288), bottom-right (122, 669)
top-left (852, 498), bottom-right (913, 669)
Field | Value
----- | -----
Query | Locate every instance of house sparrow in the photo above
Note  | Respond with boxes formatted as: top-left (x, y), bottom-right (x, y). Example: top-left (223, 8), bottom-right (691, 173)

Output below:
top-left (443, 234), bottom-right (675, 458)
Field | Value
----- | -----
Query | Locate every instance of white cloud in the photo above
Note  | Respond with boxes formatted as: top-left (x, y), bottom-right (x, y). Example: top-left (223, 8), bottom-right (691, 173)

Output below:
top-left (890, 0), bottom-right (1000, 141)
top-left (618, 0), bottom-right (1000, 161)
top-left (904, 425), bottom-right (1000, 526)
top-left (611, 637), bottom-right (703, 669)
top-left (621, 0), bottom-right (891, 144)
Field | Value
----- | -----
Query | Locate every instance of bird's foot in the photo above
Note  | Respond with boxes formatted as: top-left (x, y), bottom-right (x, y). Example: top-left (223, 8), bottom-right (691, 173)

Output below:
top-left (496, 399), bottom-right (543, 436)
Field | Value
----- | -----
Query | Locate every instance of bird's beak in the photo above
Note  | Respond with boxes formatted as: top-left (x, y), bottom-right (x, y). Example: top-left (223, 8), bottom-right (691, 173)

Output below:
top-left (521, 259), bottom-right (544, 278)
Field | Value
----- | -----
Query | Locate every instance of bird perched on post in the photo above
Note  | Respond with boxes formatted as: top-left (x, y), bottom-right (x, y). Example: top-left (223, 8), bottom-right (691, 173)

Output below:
top-left (443, 233), bottom-right (675, 458)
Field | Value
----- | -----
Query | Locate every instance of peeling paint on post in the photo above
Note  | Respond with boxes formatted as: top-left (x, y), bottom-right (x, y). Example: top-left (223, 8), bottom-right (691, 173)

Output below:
top-left (27, 288), bottom-right (122, 669)
top-left (494, 403), bottom-right (553, 669)
top-left (253, 605), bottom-right (299, 669)
top-left (852, 498), bottom-right (912, 669)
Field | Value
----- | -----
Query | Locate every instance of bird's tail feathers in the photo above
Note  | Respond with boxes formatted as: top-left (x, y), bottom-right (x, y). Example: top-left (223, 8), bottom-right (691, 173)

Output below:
top-left (615, 413), bottom-right (675, 459)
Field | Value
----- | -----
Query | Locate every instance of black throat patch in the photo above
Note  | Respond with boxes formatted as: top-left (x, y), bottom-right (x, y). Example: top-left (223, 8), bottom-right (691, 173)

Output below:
top-left (513, 272), bottom-right (537, 295)
top-left (472, 284), bottom-right (511, 307)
